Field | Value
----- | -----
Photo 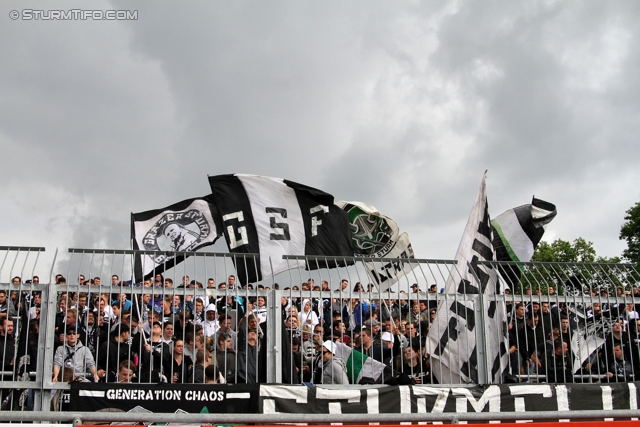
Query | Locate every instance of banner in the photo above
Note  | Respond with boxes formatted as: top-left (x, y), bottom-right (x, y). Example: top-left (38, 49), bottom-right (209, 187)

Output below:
top-left (426, 173), bottom-right (507, 384)
top-left (208, 174), bottom-right (354, 285)
top-left (131, 195), bottom-right (221, 281)
top-left (69, 382), bottom-right (640, 415)
top-left (69, 383), bottom-right (259, 413)
top-left (260, 382), bottom-right (640, 414)
top-left (336, 201), bottom-right (415, 290)
top-left (492, 197), bottom-right (557, 288)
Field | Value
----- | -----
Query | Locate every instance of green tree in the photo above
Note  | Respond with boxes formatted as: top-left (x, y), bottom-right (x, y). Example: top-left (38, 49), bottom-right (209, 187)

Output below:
top-left (620, 201), bottom-right (640, 265)
top-left (519, 238), bottom-right (622, 295)
top-left (532, 237), bottom-right (596, 262)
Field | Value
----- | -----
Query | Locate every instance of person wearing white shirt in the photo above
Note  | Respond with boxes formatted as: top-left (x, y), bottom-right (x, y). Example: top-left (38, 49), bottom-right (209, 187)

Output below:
top-left (202, 304), bottom-right (220, 338)
top-left (299, 299), bottom-right (319, 330)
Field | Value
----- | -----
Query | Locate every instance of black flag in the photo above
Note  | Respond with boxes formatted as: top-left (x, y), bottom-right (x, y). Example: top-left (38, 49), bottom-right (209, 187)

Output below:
top-left (131, 195), bottom-right (221, 282)
top-left (208, 174), bottom-right (354, 285)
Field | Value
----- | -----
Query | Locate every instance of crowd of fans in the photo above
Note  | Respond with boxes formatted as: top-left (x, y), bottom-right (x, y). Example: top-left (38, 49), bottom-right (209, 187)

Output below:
top-left (505, 284), bottom-right (640, 384)
top-left (1, 273), bottom-right (640, 409)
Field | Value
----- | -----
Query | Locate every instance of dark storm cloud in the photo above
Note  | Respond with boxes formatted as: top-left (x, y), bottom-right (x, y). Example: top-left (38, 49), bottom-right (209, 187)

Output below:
top-left (421, 1), bottom-right (640, 256)
top-left (110, 2), bottom-right (380, 179)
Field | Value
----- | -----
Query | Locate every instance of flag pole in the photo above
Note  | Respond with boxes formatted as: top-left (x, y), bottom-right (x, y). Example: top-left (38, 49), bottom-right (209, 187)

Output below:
top-left (131, 212), bottom-right (148, 347)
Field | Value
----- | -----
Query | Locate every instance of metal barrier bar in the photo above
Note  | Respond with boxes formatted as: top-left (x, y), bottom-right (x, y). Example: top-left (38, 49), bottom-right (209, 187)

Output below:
top-left (2, 409), bottom-right (640, 423)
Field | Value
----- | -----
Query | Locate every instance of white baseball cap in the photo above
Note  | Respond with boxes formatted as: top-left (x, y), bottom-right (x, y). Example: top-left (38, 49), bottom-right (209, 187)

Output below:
top-left (322, 340), bottom-right (336, 354)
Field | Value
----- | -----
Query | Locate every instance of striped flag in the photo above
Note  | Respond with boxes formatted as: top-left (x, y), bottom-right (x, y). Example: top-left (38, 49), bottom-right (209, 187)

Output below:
top-left (331, 341), bottom-right (392, 384)
top-left (208, 174), bottom-right (354, 285)
top-left (491, 197), bottom-right (557, 287)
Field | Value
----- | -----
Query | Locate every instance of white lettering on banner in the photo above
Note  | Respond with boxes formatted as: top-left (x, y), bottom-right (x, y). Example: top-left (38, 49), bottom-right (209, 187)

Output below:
top-left (412, 387), bottom-right (450, 413)
top-left (104, 388), bottom-right (227, 402)
top-left (223, 211), bottom-right (249, 249)
top-left (315, 388), bottom-right (373, 415)
top-left (105, 389), bottom-right (180, 400)
top-left (509, 385), bottom-right (552, 412)
top-left (556, 384), bottom-right (569, 422)
top-left (451, 386), bottom-right (501, 413)
top-left (261, 385), bottom-right (308, 414)
top-left (316, 388), bottom-right (361, 403)
top-left (185, 390), bottom-right (225, 401)
top-left (602, 386), bottom-right (614, 421)
top-left (154, 390), bottom-right (181, 400)
top-left (328, 402), bottom-right (342, 414)
top-left (399, 386), bottom-right (412, 414)
top-left (366, 388), bottom-right (380, 414)
top-left (310, 205), bottom-right (329, 236)
top-left (630, 383), bottom-right (638, 410)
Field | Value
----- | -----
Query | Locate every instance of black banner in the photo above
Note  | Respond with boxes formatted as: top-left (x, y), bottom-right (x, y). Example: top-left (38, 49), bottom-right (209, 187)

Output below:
top-left (69, 383), bottom-right (258, 414)
top-left (259, 382), bottom-right (640, 414)
top-left (70, 382), bottom-right (639, 414)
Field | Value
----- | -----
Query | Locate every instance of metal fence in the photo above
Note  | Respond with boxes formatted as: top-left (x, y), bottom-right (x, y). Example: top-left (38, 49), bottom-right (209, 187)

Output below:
top-left (1, 245), bottom-right (640, 420)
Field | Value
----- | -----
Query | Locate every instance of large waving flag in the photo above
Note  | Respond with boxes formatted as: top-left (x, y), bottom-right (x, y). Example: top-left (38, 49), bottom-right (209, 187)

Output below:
top-left (426, 173), bottom-right (507, 384)
top-left (208, 174), bottom-right (354, 285)
top-left (131, 195), bottom-right (221, 281)
top-left (491, 197), bottom-right (557, 288)
top-left (336, 201), bottom-right (415, 290)
top-left (426, 174), bottom-right (557, 384)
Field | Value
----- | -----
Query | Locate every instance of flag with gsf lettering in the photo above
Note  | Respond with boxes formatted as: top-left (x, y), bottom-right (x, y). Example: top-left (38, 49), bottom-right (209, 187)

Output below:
top-left (208, 174), bottom-right (354, 285)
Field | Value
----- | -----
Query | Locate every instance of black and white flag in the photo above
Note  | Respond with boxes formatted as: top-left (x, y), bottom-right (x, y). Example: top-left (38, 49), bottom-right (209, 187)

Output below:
top-left (426, 173), bottom-right (507, 384)
top-left (563, 275), bottom-right (608, 373)
top-left (208, 174), bottom-right (354, 285)
top-left (336, 201), bottom-right (415, 290)
top-left (491, 197), bottom-right (557, 288)
top-left (131, 196), bottom-right (221, 281)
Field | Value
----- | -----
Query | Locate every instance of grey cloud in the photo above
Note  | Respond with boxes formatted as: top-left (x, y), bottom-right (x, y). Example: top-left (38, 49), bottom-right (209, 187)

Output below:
top-left (0, 0), bottom-right (638, 262)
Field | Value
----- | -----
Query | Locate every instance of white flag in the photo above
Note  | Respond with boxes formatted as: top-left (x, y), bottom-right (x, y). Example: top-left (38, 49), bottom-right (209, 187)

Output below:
top-left (426, 173), bottom-right (508, 384)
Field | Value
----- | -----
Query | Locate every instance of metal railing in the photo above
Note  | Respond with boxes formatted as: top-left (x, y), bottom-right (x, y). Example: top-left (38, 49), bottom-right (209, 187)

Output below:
top-left (1, 246), bottom-right (640, 421)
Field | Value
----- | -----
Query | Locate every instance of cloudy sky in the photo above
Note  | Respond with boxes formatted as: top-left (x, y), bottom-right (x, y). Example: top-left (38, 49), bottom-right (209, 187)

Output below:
top-left (1, 1), bottom-right (639, 277)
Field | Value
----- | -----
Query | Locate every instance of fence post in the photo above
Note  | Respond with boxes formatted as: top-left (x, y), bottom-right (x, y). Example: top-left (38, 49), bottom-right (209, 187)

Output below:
top-left (40, 249), bottom-right (61, 412)
top-left (33, 280), bottom-right (52, 411)
top-left (468, 260), bottom-right (491, 384)
top-left (266, 289), bottom-right (282, 383)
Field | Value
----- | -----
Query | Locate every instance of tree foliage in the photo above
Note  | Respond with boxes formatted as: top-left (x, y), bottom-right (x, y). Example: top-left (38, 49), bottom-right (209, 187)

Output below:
top-left (620, 200), bottom-right (640, 265)
top-left (506, 200), bottom-right (640, 294)
top-left (532, 238), bottom-right (597, 263)
top-left (515, 238), bottom-right (624, 295)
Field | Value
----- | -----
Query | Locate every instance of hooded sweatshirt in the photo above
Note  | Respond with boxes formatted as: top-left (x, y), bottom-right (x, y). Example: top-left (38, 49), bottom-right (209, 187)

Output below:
top-left (298, 299), bottom-right (319, 329)
top-left (203, 304), bottom-right (220, 337)
top-left (53, 340), bottom-right (96, 378)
